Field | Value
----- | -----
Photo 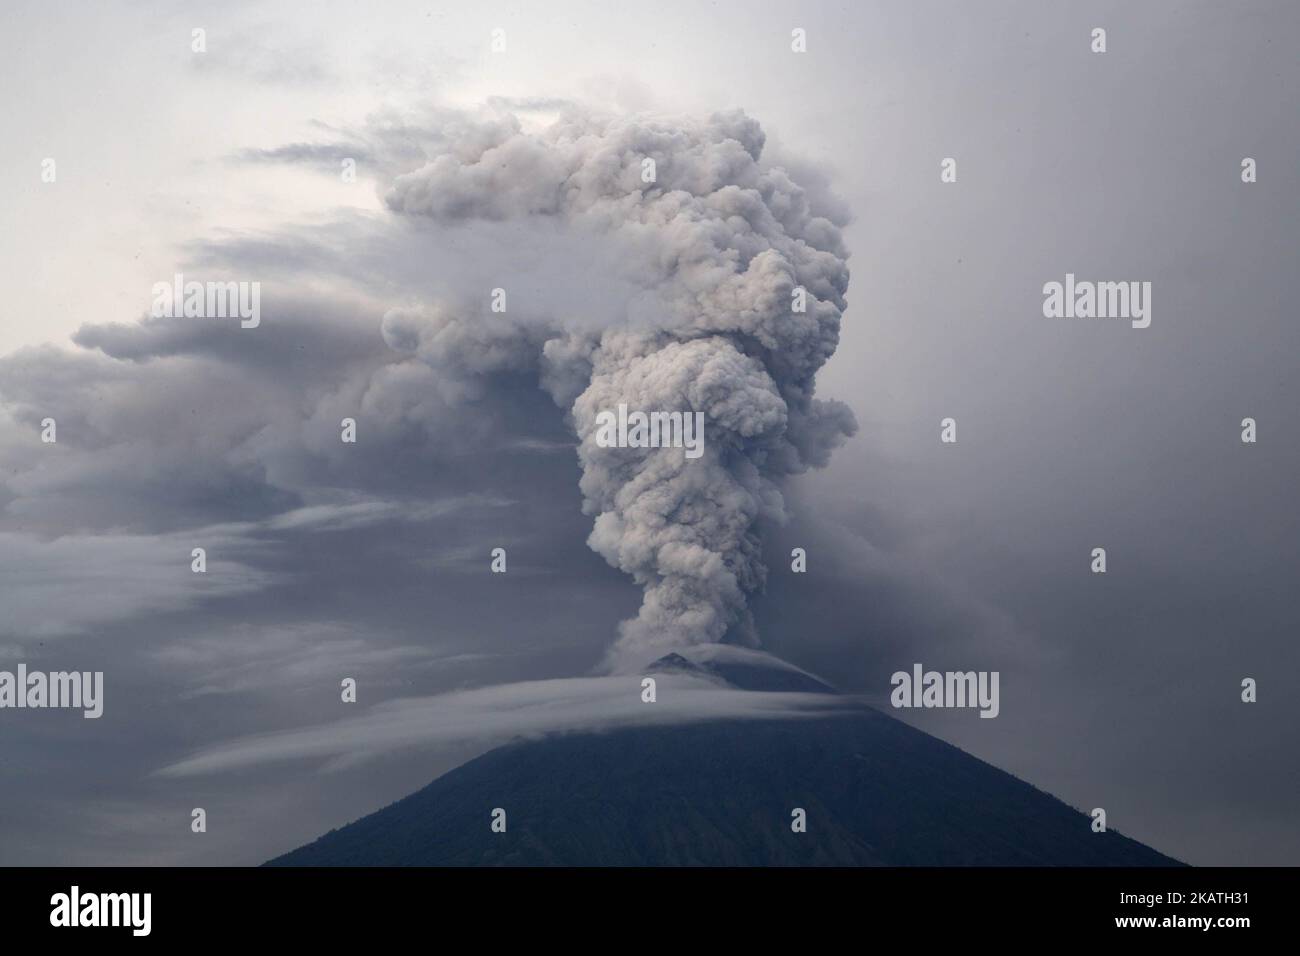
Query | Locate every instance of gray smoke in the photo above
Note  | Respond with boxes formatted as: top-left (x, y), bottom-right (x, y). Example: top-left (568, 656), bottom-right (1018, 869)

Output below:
top-left (382, 109), bottom-right (856, 671)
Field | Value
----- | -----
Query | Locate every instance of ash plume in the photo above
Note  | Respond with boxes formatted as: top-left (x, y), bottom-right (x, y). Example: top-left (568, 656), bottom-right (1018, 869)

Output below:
top-left (384, 108), bottom-right (857, 671)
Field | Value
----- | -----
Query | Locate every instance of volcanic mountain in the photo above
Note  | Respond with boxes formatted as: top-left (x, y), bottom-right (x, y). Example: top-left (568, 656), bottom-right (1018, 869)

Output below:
top-left (267, 647), bottom-right (1181, 866)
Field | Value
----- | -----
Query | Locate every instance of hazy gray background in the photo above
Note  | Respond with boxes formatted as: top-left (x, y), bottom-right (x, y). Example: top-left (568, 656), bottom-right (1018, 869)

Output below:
top-left (0, 0), bottom-right (1296, 865)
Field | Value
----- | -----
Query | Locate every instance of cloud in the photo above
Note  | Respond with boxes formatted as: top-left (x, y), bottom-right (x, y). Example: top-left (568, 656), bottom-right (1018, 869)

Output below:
top-left (156, 670), bottom-right (855, 777)
top-left (0, 527), bottom-right (267, 642)
top-left (149, 621), bottom-right (485, 699)
top-left (264, 495), bottom-right (513, 533)
top-left (0, 496), bottom-right (503, 643)
top-left (383, 109), bottom-right (858, 669)
top-left (2, 105), bottom-right (859, 674)
top-left (230, 142), bottom-right (373, 168)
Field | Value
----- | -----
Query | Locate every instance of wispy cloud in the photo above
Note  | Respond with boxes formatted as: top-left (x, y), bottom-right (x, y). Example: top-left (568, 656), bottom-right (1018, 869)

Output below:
top-left (157, 673), bottom-right (856, 777)
top-left (150, 621), bottom-right (488, 699)
top-left (0, 495), bottom-right (508, 642)
top-left (0, 526), bottom-right (268, 642)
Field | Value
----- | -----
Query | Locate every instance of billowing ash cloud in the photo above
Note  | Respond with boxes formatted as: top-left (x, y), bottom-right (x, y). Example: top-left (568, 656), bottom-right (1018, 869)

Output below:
top-left (0, 104), bottom-right (856, 676)
top-left (382, 110), bottom-right (857, 670)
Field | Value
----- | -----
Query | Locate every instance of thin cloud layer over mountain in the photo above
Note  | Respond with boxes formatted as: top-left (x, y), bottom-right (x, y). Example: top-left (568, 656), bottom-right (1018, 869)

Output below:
top-left (157, 658), bottom-right (853, 778)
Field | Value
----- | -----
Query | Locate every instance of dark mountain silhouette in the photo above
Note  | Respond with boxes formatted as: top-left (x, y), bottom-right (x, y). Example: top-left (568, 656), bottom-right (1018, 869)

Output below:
top-left (644, 648), bottom-right (837, 694)
top-left (267, 650), bottom-right (1182, 867)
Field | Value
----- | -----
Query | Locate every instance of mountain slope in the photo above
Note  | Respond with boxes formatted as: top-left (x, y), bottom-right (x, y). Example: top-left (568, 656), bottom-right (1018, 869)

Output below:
top-left (267, 703), bottom-right (1181, 866)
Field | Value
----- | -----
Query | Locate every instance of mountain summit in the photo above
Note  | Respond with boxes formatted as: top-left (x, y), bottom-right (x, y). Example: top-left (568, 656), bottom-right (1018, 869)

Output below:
top-left (645, 644), bottom-right (838, 694)
top-left (267, 650), bottom-right (1181, 867)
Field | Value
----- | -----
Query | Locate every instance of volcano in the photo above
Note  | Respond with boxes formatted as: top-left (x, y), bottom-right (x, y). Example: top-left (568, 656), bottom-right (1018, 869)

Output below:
top-left (267, 648), bottom-right (1181, 867)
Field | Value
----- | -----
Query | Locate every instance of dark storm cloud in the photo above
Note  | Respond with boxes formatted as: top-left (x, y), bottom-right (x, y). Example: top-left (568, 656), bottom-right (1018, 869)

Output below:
top-left (230, 142), bottom-right (373, 167)
top-left (71, 290), bottom-right (380, 367)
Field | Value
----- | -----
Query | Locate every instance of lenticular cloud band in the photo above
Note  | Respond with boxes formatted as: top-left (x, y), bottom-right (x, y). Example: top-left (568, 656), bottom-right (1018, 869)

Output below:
top-left (384, 109), bottom-right (856, 671)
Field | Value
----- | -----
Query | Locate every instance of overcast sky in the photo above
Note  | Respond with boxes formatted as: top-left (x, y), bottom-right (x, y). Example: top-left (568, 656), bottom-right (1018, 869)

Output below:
top-left (1, 0), bottom-right (1297, 866)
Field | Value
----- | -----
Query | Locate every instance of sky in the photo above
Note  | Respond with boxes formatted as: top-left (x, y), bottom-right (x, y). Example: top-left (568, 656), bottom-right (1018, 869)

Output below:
top-left (0, 0), bottom-right (1297, 865)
